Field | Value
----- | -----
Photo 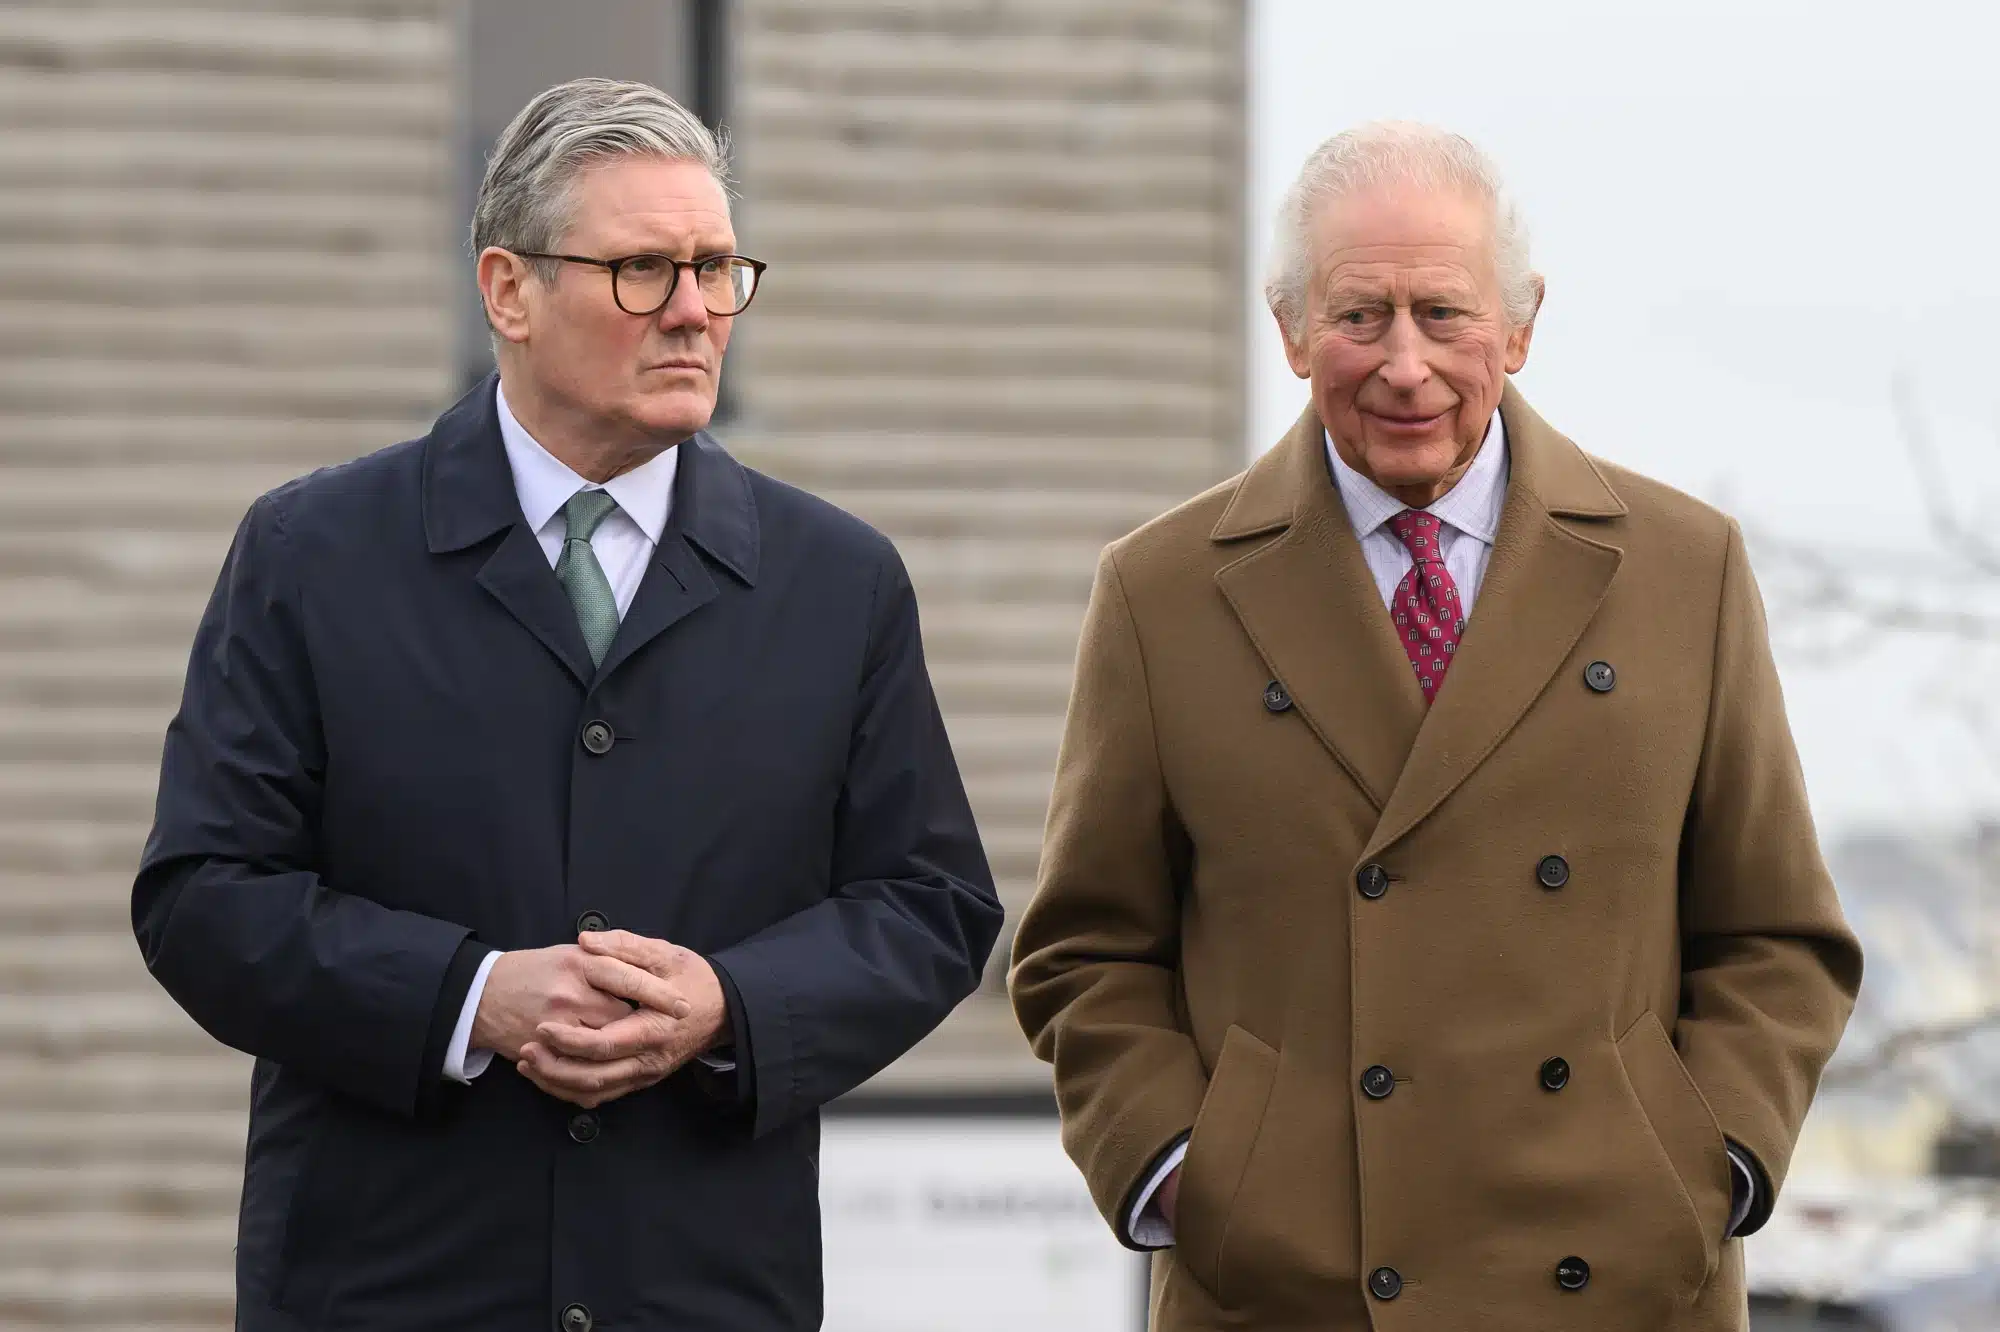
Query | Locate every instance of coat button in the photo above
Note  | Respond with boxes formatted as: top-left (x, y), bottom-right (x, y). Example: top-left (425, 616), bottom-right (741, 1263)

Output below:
top-left (580, 719), bottom-right (615, 754)
top-left (567, 1111), bottom-right (600, 1143)
top-left (1540, 1057), bottom-right (1571, 1091)
top-left (1556, 1256), bottom-right (1591, 1291)
top-left (1536, 855), bottom-right (1570, 890)
top-left (1263, 680), bottom-right (1293, 713)
top-left (1369, 1266), bottom-right (1403, 1300)
top-left (575, 910), bottom-right (609, 935)
top-left (1355, 863), bottom-right (1390, 899)
top-left (1361, 1065), bottom-right (1395, 1099)
top-left (1584, 661), bottom-right (1616, 693)
top-left (560, 1304), bottom-right (594, 1332)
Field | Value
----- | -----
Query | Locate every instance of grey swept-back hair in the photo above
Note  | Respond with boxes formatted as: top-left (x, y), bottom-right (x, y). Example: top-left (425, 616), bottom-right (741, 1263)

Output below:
top-left (471, 77), bottom-right (731, 283)
top-left (1264, 121), bottom-right (1538, 340)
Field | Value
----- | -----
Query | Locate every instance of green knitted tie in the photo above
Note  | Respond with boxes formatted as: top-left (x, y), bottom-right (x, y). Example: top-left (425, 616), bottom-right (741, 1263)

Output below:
top-left (554, 489), bottom-right (621, 667)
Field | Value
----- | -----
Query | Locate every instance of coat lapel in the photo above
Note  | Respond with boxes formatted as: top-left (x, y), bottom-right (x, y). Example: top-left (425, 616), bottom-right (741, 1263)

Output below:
top-left (1213, 407), bottom-right (1426, 809)
top-left (423, 379), bottom-right (762, 690)
top-left (423, 377), bottom-right (596, 687)
top-left (474, 526), bottom-right (597, 686)
top-left (595, 433), bottom-right (760, 683)
top-left (1362, 383), bottom-right (1628, 858)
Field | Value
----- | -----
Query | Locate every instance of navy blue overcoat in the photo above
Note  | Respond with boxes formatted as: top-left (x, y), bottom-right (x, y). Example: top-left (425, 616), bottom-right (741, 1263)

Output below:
top-left (134, 379), bottom-right (1002, 1331)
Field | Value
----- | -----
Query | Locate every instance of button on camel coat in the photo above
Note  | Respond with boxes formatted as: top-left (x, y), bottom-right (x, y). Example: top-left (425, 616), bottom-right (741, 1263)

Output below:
top-left (1009, 385), bottom-right (1863, 1331)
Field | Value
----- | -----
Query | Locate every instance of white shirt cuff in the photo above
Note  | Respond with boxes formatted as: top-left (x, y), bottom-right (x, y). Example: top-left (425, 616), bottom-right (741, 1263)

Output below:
top-left (1125, 1139), bottom-right (1189, 1249)
top-left (443, 950), bottom-right (503, 1084)
top-left (1726, 1143), bottom-right (1756, 1237)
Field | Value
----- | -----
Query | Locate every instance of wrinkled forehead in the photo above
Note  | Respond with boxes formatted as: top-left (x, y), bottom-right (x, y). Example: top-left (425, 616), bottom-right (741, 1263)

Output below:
top-left (562, 155), bottom-right (735, 252)
top-left (1308, 182), bottom-right (1500, 292)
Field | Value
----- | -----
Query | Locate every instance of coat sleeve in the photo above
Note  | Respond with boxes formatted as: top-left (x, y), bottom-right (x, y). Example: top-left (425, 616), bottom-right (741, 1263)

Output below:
top-left (1677, 518), bottom-right (1864, 1234)
top-left (1007, 548), bottom-right (1210, 1245)
top-left (709, 545), bottom-right (1003, 1138)
top-left (132, 496), bottom-right (479, 1119)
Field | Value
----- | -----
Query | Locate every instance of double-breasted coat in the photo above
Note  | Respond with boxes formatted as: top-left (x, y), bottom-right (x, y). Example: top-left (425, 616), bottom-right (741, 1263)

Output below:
top-left (1009, 385), bottom-right (1863, 1331)
top-left (135, 379), bottom-right (1002, 1331)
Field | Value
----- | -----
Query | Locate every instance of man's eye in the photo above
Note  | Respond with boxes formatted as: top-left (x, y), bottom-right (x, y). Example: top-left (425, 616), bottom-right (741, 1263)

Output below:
top-left (1424, 305), bottom-right (1461, 320)
top-left (622, 256), bottom-right (666, 276)
top-left (1340, 310), bottom-right (1371, 324)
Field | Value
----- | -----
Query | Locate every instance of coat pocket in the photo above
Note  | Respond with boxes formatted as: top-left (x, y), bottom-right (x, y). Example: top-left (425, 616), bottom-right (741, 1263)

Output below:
top-left (1615, 1011), bottom-right (1733, 1282)
top-left (1174, 1024), bottom-right (1280, 1302)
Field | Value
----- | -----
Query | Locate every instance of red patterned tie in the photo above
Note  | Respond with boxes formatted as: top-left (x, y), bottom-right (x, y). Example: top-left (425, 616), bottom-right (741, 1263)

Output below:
top-left (1388, 510), bottom-right (1464, 704)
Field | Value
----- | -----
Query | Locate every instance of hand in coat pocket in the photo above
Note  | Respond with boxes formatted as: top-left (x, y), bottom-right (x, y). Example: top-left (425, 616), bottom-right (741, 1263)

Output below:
top-left (514, 930), bottom-right (728, 1109)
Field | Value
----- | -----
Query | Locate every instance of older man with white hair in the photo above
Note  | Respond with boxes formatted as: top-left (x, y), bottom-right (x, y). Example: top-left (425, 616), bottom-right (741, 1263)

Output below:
top-left (135, 79), bottom-right (1000, 1331)
top-left (1011, 122), bottom-right (1862, 1330)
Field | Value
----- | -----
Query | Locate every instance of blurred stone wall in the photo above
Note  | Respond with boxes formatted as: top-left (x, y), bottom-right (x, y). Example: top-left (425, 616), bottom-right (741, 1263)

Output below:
top-left (727, 0), bottom-right (1247, 1085)
top-left (0, 4), bottom-right (460, 1325)
top-left (0, 0), bottom-right (1244, 1323)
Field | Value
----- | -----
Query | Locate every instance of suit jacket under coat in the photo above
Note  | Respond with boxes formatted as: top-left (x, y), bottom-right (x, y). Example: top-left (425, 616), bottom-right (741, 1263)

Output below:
top-left (1009, 384), bottom-right (1863, 1332)
top-left (134, 379), bottom-right (1001, 1331)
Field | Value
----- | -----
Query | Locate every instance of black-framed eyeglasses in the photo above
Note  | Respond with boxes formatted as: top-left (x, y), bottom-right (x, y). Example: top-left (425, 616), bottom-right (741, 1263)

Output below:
top-left (514, 251), bottom-right (766, 317)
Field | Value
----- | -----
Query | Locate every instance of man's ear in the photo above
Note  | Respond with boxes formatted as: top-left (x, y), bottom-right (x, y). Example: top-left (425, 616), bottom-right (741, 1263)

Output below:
top-left (1504, 275), bottom-right (1545, 374)
top-left (1274, 305), bottom-right (1311, 380)
top-left (478, 247), bottom-right (535, 346)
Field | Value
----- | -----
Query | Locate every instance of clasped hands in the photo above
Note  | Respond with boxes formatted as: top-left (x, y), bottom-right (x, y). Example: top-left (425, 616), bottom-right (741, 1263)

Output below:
top-left (469, 929), bottom-right (728, 1109)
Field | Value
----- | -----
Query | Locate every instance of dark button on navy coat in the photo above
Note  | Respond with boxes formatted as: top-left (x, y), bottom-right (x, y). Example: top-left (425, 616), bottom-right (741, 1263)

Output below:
top-left (133, 380), bottom-right (1002, 1331)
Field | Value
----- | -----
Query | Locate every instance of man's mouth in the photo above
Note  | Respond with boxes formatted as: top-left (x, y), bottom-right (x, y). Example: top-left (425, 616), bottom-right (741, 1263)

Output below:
top-left (1366, 408), bottom-right (1450, 430)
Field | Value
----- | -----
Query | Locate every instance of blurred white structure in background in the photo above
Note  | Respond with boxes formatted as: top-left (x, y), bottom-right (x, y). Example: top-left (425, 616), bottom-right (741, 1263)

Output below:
top-left (820, 1115), bottom-right (1143, 1332)
top-left (1749, 1177), bottom-right (2000, 1331)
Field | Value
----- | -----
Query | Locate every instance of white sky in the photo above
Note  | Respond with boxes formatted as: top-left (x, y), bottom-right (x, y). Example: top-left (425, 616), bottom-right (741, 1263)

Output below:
top-left (1251, 0), bottom-right (2000, 835)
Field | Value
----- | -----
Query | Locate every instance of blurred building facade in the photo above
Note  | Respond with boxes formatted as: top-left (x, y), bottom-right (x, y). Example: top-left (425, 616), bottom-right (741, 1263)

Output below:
top-left (0, 0), bottom-right (1246, 1324)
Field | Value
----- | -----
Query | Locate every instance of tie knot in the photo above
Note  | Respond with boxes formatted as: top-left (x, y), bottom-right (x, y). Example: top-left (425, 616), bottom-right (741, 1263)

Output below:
top-left (1389, 510), bottom-right (1445, 563)
top-left (561, 488), bottom-right (619, 542)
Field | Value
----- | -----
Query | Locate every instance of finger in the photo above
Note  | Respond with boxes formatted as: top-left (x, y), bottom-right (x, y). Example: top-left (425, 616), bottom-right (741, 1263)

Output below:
top-left (572, 991), bottom-right (641, 1027)
top-left (578, 954), bottom-right (690, 1016)
top-left (516, 1043), bottom-right (589, 1103)
top-left (516, 1048), bottom-right (599, 1109)
top-left (578, 933), bottom-right (696, 985)
top-left (537, 1010), bottom-right (679, 1062)
top-left (520, 1041), bottom-right (636, 1094)
top-left (576, 928), bottom-right (668, 968)
top-left (519, 1042), bottom-right (672, 1101)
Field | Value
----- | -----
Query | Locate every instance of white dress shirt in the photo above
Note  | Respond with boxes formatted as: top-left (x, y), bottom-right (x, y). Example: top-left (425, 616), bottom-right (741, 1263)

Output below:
top-left (1121, 409), bottom-right (1756, 1247)
top-left (440, 381), bottom-right (680, 1083)
top-left (1328, 409), bottom-right (1509, 617)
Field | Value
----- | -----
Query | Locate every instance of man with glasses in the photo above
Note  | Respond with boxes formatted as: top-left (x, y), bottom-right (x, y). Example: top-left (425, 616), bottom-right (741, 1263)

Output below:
top-left (135, 78), bottom-right (1001, 1332)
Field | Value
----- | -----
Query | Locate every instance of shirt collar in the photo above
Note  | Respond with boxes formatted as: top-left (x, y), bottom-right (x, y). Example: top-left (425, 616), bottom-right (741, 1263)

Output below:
top-left (495, 380), bottom-right (677, 545)
top-left (1325, 409), bottom-right (1510, 546)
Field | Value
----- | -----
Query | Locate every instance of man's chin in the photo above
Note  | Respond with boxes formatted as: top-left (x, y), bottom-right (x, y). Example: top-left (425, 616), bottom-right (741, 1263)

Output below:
top-left (1361, 438), bottom-right (1459, 490)
top-left (630, 392), bottom-right (716, 440)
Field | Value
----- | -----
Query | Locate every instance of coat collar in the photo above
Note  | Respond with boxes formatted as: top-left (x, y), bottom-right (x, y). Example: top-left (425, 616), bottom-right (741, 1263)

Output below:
top-left (495, 380), bottom-right (678, 547)
top-left (1212, 381), bottom-right (1626, 850)
top-left (420, 376), bottom-right (760, 688)
top-left (1212, 380), bottom-right (1624, 544)
top-left (422, 375), bottom-right (760, 585)
top-left (1327, 408), bottom-right (1509, 550)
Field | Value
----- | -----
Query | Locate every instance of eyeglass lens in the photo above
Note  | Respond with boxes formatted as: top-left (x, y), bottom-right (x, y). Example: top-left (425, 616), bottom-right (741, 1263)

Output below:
top-left (614, 256), bottom-right (758, 316)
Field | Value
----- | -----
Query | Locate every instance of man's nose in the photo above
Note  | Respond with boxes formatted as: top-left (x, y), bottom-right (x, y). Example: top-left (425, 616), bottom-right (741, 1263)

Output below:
top-left (657, 266), bottom-right (710, 332)
top-left (1377, 308), bottom-right (1431, 389)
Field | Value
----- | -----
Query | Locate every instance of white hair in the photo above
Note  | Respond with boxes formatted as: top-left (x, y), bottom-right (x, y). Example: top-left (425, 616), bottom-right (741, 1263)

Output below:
top-left (1264, 121), bottom-right (1538, 340)
top-left (471, 77), bottom-right (731, 281)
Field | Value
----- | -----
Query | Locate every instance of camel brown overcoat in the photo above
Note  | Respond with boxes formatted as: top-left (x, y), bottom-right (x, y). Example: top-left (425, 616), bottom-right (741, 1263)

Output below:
top-left (1009, 385), bottom-right (1863, 1331)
